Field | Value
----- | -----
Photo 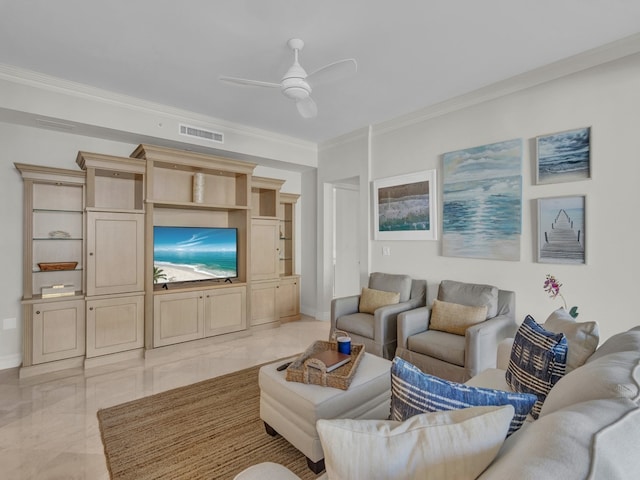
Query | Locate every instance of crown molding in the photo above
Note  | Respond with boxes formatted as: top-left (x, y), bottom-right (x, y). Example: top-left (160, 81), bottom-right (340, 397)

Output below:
top-left (0, 63), bottom-right (317, 153)
top-left (319, 126), bottom-right (370, 151)
top-left (373, 32), bottom-right (640, 137)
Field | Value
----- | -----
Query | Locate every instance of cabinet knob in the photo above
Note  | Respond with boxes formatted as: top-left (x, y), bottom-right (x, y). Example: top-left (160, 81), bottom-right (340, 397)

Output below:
top-left (89, 307), bottom-right (94, 311)
top-left (35, 311), bottom-right (40, 315)
top-left (89, 252), bottom-right (94, 256)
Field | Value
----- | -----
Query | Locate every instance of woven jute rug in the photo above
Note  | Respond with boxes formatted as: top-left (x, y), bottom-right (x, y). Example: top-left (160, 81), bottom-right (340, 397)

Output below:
top-left (97, 363), bottom-right (320, 480)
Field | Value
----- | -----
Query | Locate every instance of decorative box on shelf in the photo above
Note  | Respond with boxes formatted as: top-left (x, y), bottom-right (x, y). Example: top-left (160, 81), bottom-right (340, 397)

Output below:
top-left (42, 284), bottom-right (76, 298)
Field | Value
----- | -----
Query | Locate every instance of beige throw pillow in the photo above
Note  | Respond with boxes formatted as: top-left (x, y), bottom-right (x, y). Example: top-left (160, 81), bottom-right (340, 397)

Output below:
top-left (543, 308), bottom-right (599, 372)
top-left (359, 287), bottom-right (400, 314)
top-left (430, 299), bottom-right (488, 336)
top-left (317, 405), bottom-right (513, 480)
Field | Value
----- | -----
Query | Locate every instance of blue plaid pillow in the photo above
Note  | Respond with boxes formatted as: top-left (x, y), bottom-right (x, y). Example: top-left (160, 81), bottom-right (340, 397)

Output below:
top-left (391, 357), bottom-right (536, 436)
top-left (505, 315), bottom-right (568, 418)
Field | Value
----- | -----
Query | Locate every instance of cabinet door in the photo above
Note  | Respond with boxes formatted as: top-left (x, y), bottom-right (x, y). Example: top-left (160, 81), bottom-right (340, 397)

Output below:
top-left (153, 291), bottom-right (203, 347)
top-left (32, 299), bottom-right (85, 364)
top-left (86, 212), bottom-right (144, 296)
top-left (251, 219), bottom-right (280, 280)
top-left (250, 280), bottom-right (279, 326)
top-left (86, 295), bottom-right (144, 358)
top-left (203, 286), bottom-right (246, 337)
top-left (278, 276), bottom-right (301, 322)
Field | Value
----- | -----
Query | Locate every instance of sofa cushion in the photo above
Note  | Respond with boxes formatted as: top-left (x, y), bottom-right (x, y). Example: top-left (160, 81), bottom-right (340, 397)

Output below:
top-left (543, 308), bottom-right (599, 372)
top-left (336, 312), bottom-right (374, 339)
top-left (478, 398), bottom-right (640, 480)
top-left (317, 405), bottom-right (513, 480)
top-left (587, 326), bottom-right (640, 363)
top-left (391, 357), bottom-right (535, 436)
top-left (438, 280), bottom-right (498, 319)
top-left (506, 315), bottom-right (568, 418)
top-left (369, 272), bottom-right (412, 302)
top-left (406, 330), bottom-right (466, 366)
top-left (540, 350), bottom-right (640, 416)
top-left (358, 287), bottom-right (400, 314)
top-left (429, 299), bottom-right (488, 336)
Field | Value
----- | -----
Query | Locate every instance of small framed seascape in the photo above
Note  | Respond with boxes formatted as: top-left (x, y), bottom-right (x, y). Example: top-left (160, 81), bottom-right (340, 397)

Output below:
top-left (536, 127), bottom-right (591, 185)
top-left (373, 169), bottom-right (437, 241)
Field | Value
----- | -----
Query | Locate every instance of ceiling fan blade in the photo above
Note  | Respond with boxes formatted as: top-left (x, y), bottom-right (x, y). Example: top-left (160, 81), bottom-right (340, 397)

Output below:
top-left (306, 58), bottom-right (357, 87)
top-left (296, 96), bottom-right (317, 119)
top-left (219, 75), bottom-right (280, 89)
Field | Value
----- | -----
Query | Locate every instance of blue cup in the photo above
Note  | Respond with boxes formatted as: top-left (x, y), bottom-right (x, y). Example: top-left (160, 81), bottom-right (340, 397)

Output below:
top-left (337, 336), bottom-right (351, 355)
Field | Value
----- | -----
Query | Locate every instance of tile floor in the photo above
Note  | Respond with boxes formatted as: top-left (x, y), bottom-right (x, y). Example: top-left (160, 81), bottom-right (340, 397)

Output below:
top-left (0, 317), bottom-right (330, 480)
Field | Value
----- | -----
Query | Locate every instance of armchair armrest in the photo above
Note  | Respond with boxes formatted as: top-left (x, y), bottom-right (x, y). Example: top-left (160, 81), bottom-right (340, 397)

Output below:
top-left (373, 300), bottom-right (422, 345)
top-left (330, 294), bottom-right (360, 337)
top-left (397, 306), bottom-right (431, 349)
top-left (465, 314), bottom-right (517, 378)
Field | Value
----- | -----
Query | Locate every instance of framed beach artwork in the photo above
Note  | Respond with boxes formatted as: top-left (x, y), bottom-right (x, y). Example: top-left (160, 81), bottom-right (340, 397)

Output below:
top-left (537, 195), bottom-right (586, 264)
top-left (536, 127), bottom-right (591, 185)
top-left (442, 139), bottom-right (522, 261)
top-left (373, 169), bottom-right (437, 241)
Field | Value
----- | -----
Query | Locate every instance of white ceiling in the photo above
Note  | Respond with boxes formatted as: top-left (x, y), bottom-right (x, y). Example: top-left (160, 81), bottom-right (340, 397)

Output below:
top-left (1, 0), bottom-right (640, 144)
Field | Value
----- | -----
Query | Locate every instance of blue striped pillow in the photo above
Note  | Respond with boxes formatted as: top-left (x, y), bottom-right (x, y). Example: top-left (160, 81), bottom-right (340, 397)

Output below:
top-left (505, 315), bottom-right (568, 418)
top-left (391, 357), bottom-right (536, 436)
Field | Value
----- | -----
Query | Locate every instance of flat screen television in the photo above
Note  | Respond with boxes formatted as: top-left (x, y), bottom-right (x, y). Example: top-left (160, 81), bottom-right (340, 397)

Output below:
top-left (153, 226), bottom-right (238, 284)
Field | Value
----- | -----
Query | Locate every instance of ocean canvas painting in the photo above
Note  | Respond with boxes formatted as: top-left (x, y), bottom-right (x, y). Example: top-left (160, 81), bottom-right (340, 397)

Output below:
top-left (442, 139), bottom-right (522, 261)
top-left (536, 127), bottom-right (591, 184)
top-left (373, 170), bottom-right (437, 240)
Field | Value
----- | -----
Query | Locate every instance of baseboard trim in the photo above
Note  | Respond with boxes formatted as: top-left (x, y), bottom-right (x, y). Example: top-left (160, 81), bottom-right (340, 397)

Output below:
top-left (0, 354), bottom-right (21, 371)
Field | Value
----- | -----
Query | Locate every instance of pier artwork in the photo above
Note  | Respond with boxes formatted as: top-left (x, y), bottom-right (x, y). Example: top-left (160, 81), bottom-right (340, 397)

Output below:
top-left (540, 209), bottom-right (585, 262)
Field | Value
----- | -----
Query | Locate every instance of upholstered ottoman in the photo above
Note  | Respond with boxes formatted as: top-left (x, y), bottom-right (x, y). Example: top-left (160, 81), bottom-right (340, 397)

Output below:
top-left (259, 352), bottom-right (392, 473)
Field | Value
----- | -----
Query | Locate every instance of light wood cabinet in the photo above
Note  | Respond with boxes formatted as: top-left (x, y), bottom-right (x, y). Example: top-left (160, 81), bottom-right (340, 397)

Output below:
top-left (31, 298), bottom-right (85, 365)
top-left (203, 286), bottom-right (247, 336)
top-left (250, 280), bottom-right (279, 327)
top-left (86, 294), bottom-right (144, 358)
top-left (86, 212), bottom-right (145, 296)
top-left (76, 153), bottom-right (147, 362)
top-left (16, 164), bottom-right (86, 375)
top-left (154, 286), bottom-right (247, 346)
top-left (132, 144), bottom-right (255, 348)
top-left (278, 275), bottom-right (301, 322)
top-left (251, 218), bottom-right (280, 281)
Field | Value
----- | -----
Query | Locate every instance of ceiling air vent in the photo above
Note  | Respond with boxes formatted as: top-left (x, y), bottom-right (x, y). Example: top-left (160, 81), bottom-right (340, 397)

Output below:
top-left (179, 124), bottom-right (224, 143)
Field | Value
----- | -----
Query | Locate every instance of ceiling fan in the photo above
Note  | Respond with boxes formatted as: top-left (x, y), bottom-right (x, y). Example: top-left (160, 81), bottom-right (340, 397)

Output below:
top-left (219, 38), bottom-right (357, 119)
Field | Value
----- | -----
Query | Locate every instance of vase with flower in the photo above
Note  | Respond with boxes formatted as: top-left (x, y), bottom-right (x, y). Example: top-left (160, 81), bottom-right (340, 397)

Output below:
top-left (543, 274), bottom-right (579, 318)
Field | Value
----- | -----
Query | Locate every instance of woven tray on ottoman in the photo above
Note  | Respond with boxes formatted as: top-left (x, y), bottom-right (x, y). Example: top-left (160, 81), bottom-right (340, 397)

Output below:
top-left (286, 339), bottom-right (364, 390)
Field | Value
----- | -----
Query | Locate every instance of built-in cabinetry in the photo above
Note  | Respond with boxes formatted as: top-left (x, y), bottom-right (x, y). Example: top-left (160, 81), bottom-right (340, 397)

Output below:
top-left (15, 164), bottom-right (87, 375)
top-left (250, 178), bottom-right (283, 328)
top-left (16, 145), bottom-right (300, 376)
top-left (131, 144), bottom-right (254, 348)
top-left (76, 152), bottom-right (146, 365)
top-left (278, 193), bottom-right (301, 322)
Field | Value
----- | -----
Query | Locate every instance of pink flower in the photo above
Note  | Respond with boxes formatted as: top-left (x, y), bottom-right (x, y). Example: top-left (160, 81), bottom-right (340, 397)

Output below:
top-left (543, 274), bottom-right (579, 318)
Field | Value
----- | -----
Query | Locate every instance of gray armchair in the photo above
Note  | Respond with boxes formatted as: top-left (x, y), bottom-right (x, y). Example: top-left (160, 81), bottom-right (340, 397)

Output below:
top-left (396, 280), bottom-right (516, 383)
top-left (330, 272), bottom-right (426, 359)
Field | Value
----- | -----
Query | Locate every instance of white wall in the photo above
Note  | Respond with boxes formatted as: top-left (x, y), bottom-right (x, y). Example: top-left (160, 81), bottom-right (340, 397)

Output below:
top-left (316, 129), bottom-right (370, 320)
top-left (366, 53), bottom-right (640, 341)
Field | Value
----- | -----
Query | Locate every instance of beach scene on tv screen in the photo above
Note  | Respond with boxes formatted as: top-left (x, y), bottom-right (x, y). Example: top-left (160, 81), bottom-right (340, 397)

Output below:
top-left (153, 227), bottom-right (238, 283)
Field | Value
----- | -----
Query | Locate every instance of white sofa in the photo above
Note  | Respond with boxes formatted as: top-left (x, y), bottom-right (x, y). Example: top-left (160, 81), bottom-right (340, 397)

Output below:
top-left (236, 323), bottom-right (640, 479)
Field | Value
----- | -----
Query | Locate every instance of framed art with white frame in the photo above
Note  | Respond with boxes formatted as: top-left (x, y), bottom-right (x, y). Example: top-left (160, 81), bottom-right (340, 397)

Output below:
top-left (537, 195), bottom-right (586, 264)
top-left (373, 169), bottom-right (437, 241)
top-left (536, 127), bottom-right (591, 185)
